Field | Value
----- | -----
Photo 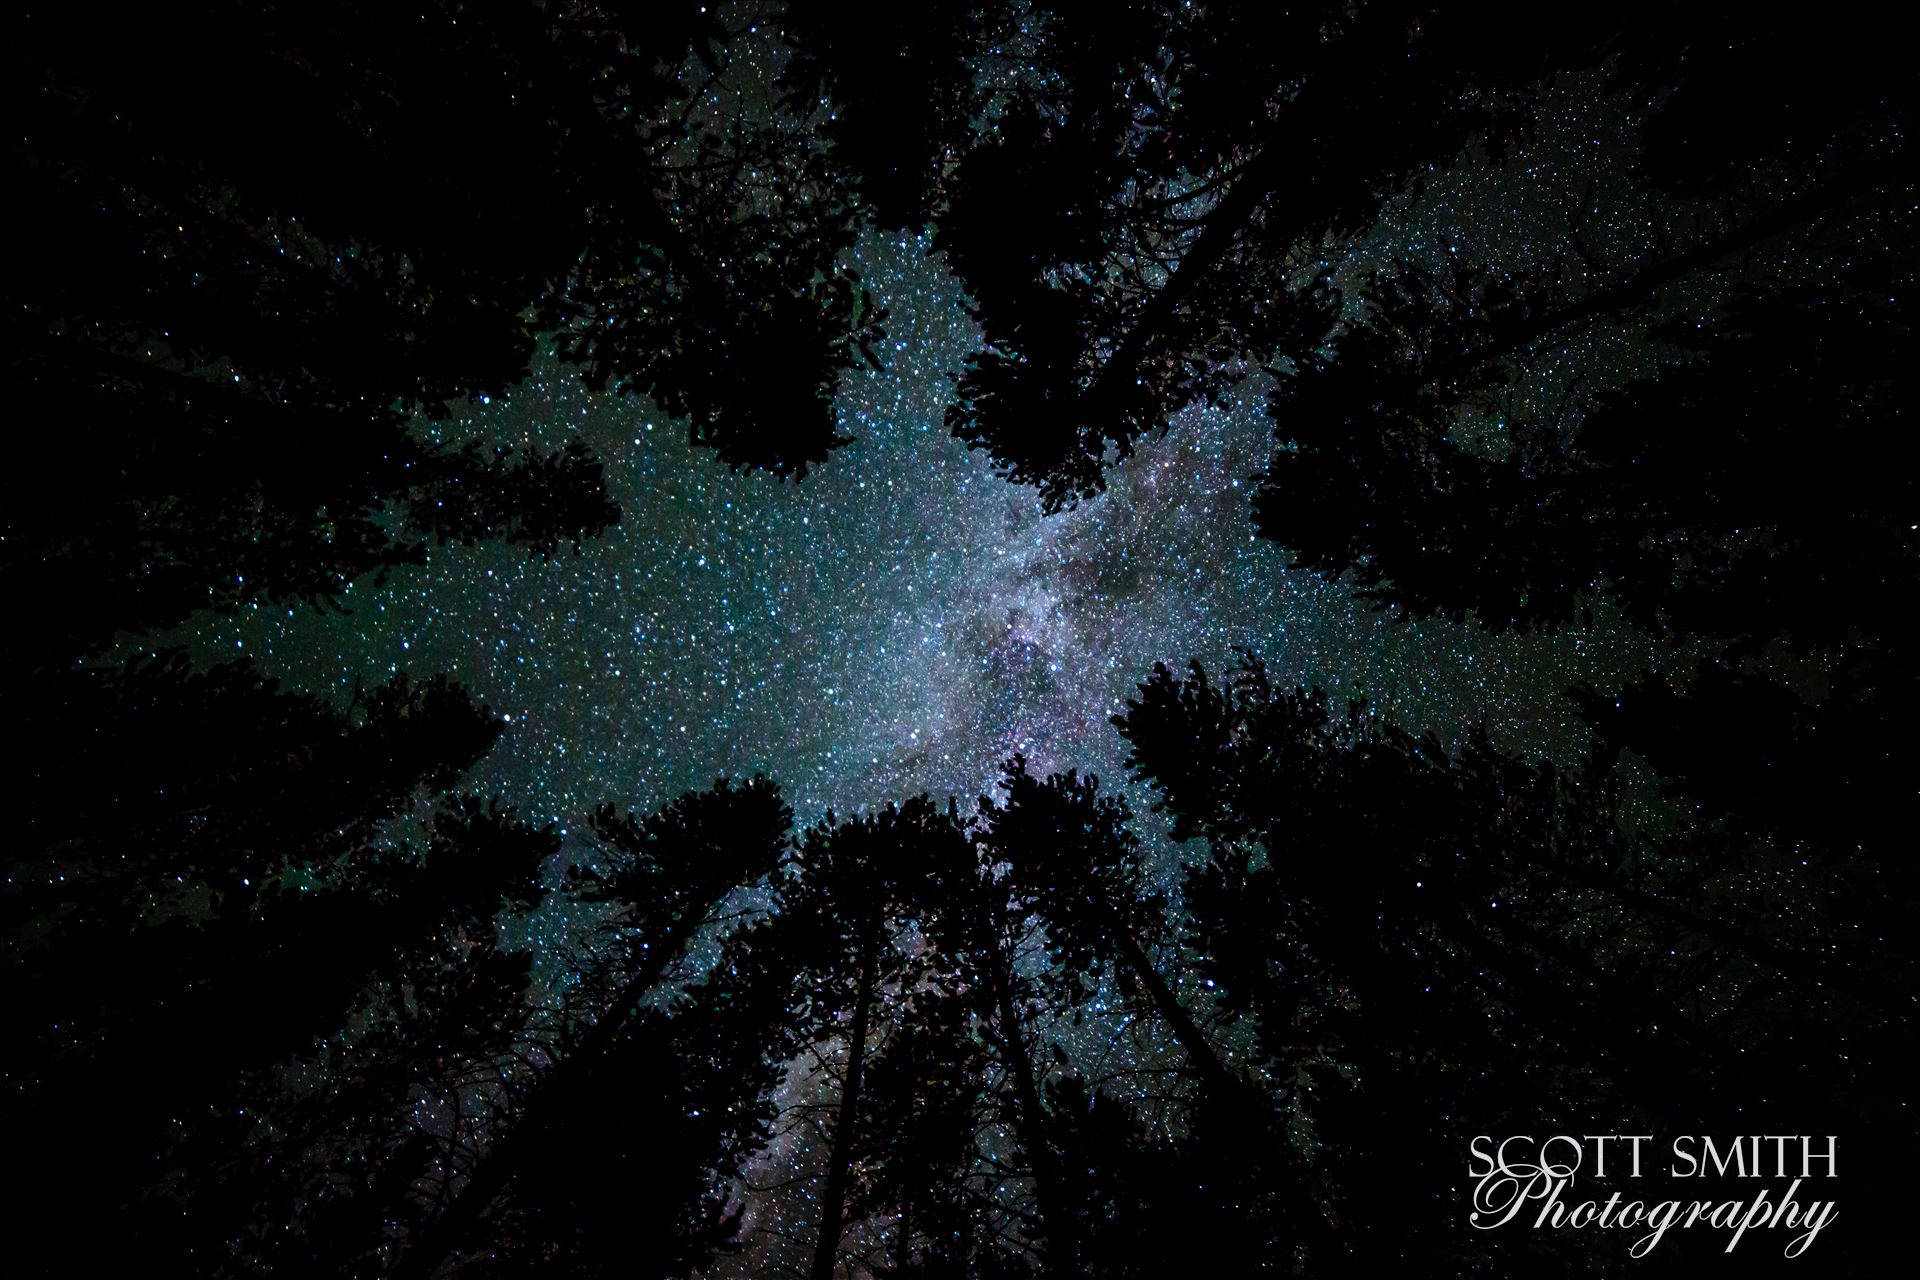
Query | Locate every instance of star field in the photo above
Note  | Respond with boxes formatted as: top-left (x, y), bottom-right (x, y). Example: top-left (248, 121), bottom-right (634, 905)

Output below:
top-left (184, 223), bottom-right (1654, 855)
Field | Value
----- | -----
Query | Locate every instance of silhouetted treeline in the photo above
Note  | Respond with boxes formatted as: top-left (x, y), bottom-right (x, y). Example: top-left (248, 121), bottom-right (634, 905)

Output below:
top-left (3, 655), bottom-right (1909, 1273)
top-left (788, 0), bottom-right (1916, 902)
top-left (785, 2), bottom-right (1908, 500)
top-left (135, 673), bottom-right (1891, 1277)
top-left (6, 653), bottom-right (552, 1273)
top-left (769, 28), bottom-right (1913, 1276)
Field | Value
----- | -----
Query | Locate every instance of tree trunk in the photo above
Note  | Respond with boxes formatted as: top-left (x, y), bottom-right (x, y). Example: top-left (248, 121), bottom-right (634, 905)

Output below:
top-left (1076, 6), bottom-right (1422, 432)
top-left (1079, 144), bottom-right (1283, 428)
top-left (1434, 149), bottom-right (1915, 381)
top-left (1111, 929), bottom-right (1240, 1096)
top-left (984, 936), bottom-right (1077, 1272)
top-left (809, 928), bottom-right (879, 1280)
top-left (893, 1184), bottom-right (914, 1277)
top-left (390, 903), bottom-right (700, 1280)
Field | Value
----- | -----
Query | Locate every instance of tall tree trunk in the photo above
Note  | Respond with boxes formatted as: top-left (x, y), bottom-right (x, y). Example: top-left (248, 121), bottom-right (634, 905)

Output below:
top-left (1110, 922), bottom-right (1327, 1266)
top-left (1078, 144), bottom-right (1283, 427)
top-left (1076, 4), bottom-right (1422, 429)
top-left (1112, 929), bottom-right (1239, 1096)
top-left (809, 927), bottom-right (879, 1280)
top-left (390, 902), bottom-right (701, 1280)
top-left (893, 1183), bottom-right (914, 1278)
top-left (984, 935), bottom-right (1077, 1272)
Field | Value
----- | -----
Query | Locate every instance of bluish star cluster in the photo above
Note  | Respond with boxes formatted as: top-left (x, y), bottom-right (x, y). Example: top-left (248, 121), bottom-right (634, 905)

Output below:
top-left (188, 222), bottom-right (1653, 861)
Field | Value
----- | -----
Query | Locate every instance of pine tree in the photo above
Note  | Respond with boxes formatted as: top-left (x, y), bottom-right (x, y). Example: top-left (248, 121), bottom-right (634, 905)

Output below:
top-left (847, 985), bottom-right (996, 1278)
top-left (12, 655), bottom-right (503, 922)
top-left (789, 1), bottom-right (1626, 507)
top-left (979, 759), bottom-right (1237, 1096)
top-left (6, 1), bottom-right (892, 669)
top-left (386, 776), bottom-right (793, 1280)
top-left (1254, 226), bottom-right (1914, 636)
top-left (6, 779), bottom-right (554, 1278)
top-left (1113, 653), bottom-right (1912, 1268)
top-left (769, 800), bottom-right (949, 1280)
top-left (780, 1), bottom-right (1009, 231)
top-left (911, 816), bottom-right (1079, 1274)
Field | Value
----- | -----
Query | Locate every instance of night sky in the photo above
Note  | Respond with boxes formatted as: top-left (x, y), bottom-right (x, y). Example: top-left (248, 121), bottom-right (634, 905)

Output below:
top-left (181, 238), bottom-right (1650, 820)
top-left (176, 80), bottom-right (1671, 843)
top-left (161, 82), bottom-right (1696, 1271)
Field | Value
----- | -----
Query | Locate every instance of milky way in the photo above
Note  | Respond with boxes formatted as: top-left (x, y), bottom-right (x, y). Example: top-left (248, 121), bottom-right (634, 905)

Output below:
top-left (185, 225), bottom-right (1653, 852)
top-left (162, 90), bottom-right (1691, 1273)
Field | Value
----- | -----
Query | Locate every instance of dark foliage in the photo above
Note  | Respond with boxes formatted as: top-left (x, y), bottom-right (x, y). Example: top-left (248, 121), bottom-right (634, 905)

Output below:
top-left (383, 776), bottom-right (794, 1280)
top-left (5, 1), bottom-right (895, 669)
top-left (1113, 654), bottom-right (1914, 1272)
top-left (789, 1), bottom-right (1631, 508)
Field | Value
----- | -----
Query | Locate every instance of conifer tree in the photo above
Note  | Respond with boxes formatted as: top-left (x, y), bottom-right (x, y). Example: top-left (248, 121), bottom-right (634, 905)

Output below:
top-left (7, 782), bottom-right (553, 1278)
top-left (847, 985), bottom-right (995, 1278)
top-left (789, 1), bottom-right (1626, 507)
top-left (387, 776), bottom-right (792, 1280)
top-left (912, 818), bottom-right (1080, 1274)
top-left (771, 800), bottom-right (947, 1280)
top-left (979, 759), bottom-right (1236, 1096)
top-left (1114, 653), bottom-right (1911, 1267)
top-left (6, 1), bottom-right (890, 668)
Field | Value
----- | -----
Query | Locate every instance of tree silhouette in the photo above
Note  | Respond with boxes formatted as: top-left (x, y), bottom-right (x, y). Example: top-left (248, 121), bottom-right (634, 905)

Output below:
top-left (5, 10), bottom-right (1914, 1276)
top-left (786, 1), bottom-right (1626, 507)
top-left (386, 776), bottom-right (792, 1280)
top-left (6, 1), bottom-right (893, 669)
top-left (763, 800), bottom-right (953, 1280)
top-left (13, 655), bottom-right (502, 922)
top-left (1114, 653), bottom-right (1913, 1269)
top-left (912, 828), bottom-right (1080, 1274)
top-left (6, 779), bottom-right (552, 1278)
top-left (1251, 182), bottom-right (1917, 900)
top-left (847, 984), bottom-right (996, 1278)
top-left (264, 945), bottom-right (539, 1278)
top-left (980, 759), bottom-right (1238, 1095)
top-left (467, 952), bottom-right (798, 1279)
top-left (781, 2), bottom-right (1009, 231)
top-left (1254, 208), bottom-right (1914, 635)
